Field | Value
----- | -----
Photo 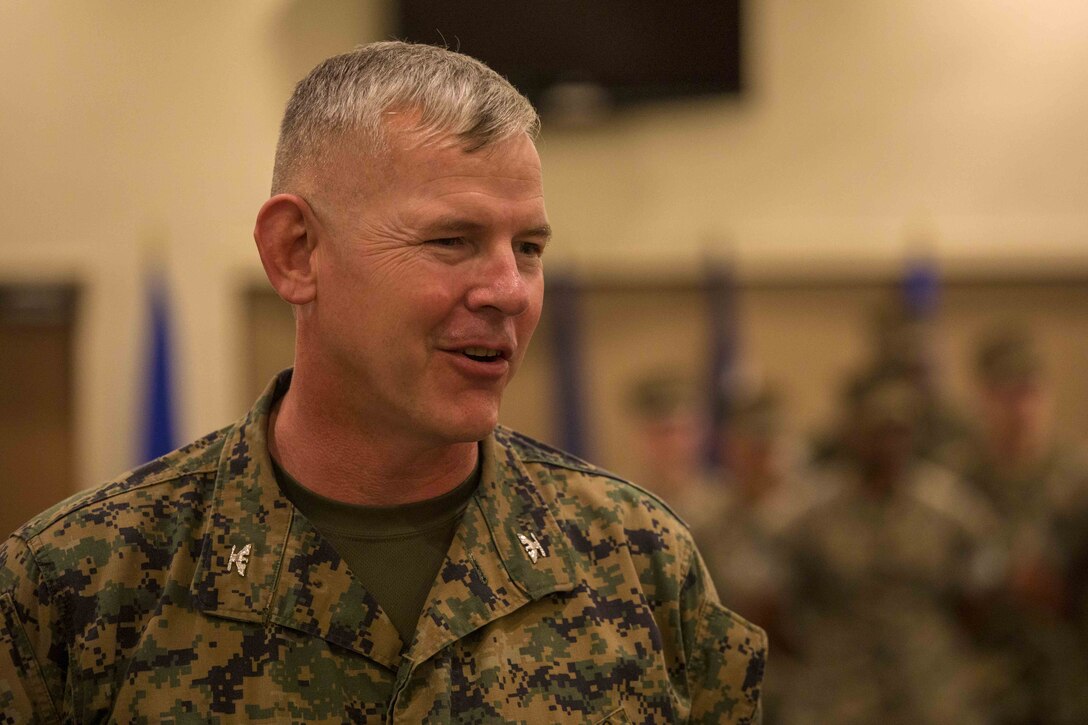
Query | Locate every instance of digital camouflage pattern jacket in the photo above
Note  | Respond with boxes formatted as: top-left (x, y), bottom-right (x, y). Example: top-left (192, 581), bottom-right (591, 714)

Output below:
top-left (1, 372), bottom-right (765, 723)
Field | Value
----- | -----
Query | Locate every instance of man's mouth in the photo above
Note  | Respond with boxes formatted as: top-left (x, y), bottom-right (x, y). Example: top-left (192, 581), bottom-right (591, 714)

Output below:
top-left (461, 346), bottom-right (504, 363)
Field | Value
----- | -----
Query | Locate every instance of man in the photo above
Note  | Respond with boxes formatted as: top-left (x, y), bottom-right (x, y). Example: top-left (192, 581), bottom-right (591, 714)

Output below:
top-left (963, 326), bottom-right (1088, 724)
top-left (0, 42), bottom-right (765, 722)
top-left (779, 370), bottom-right (996, 724)
top-left (698, 385), bottom-right (822, 631)
top-left (624, 372), bottom-right (717, 527)
top-left (810, 296), bottom-right (974, 473)
top-left (695, 385), bottom-right (820, 723)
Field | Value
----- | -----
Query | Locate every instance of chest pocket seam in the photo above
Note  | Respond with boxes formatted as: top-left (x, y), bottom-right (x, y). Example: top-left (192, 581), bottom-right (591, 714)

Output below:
top-left (592, 704), bottom-right (632, 724)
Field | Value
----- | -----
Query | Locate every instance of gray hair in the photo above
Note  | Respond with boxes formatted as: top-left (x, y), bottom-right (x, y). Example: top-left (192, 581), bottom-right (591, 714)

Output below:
top-left (271, 41), bottom-right (540, 194)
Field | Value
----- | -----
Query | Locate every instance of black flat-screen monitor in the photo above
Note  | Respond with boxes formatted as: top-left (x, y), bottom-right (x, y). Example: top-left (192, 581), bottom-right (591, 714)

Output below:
top-left (395, 0), bottom-right (743, 115)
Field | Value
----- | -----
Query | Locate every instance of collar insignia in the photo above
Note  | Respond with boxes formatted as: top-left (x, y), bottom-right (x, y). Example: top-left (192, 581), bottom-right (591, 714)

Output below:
top-left (227, 543), bottom-right (252, 577)
top-left (517, 531), bottom-right (548, 564)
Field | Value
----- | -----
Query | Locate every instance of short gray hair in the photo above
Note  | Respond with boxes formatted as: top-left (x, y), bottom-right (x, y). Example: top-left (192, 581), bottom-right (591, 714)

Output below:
top-left (271, 41), bottom-right (540, 194)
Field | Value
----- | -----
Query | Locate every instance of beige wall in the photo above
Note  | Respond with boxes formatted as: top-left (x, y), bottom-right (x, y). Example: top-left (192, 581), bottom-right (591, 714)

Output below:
top-left (1, 1), bottom-right (1086, 488)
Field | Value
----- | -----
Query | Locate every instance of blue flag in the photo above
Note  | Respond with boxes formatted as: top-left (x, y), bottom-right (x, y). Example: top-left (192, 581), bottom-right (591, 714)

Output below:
top-left (141, 279), bottom-right (178, 462)
top-left (902, 256), bottom-right (941, 319)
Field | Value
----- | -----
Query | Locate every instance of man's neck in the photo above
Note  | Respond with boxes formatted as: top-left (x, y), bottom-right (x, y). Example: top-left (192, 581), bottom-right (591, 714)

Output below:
top-left (268, 381), bottom-right (479, 507)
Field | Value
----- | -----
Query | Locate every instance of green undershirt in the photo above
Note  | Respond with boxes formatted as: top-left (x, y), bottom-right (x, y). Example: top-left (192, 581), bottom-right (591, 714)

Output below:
top-left (271, 454), bottom-right (480, 647)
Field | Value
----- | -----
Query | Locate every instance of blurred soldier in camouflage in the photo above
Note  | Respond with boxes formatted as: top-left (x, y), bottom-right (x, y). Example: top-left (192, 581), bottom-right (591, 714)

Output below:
top-left (625, 372), bottom-right (719, 527)
top-left (780, 370), bottom-right (998, 724)
top-left (812, 294), bottom-right (974, 472)
top-left (867, 298), bottom-right (975, 471)
top-left (0, 43), bottom-right (765, 722)
top-left (695, 385), bottom-right (821, 722)
top-left (964, 326), bottom-right (1088, 724)
top-left (698, 386), bottom-right (821, 633)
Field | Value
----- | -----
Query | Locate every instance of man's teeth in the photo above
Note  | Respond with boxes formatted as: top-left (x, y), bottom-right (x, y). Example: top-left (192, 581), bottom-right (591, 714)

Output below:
top-left (463, 347), bottom-right (501, 359)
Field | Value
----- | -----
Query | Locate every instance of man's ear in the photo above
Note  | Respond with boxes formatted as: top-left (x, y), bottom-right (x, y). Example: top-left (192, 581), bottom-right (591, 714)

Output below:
top-left (253, 194), bottom-right (319, 305)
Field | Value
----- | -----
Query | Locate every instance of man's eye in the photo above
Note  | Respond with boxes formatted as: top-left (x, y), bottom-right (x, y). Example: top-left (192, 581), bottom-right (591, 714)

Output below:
top-left (517, 241), bottom-right (544, 257)
top-left (428, 237), bottom-right (463, 247)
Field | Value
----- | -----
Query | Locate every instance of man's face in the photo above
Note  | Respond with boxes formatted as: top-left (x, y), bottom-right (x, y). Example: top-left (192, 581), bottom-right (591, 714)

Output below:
top-left (981, 379), bottom-right (1047, 443)
top-left (725, 430), bottom-right (777, 486)
top-left (303, 127), bottom-right (549, 447)
top-left (637, 413), bottom-right (703, 474)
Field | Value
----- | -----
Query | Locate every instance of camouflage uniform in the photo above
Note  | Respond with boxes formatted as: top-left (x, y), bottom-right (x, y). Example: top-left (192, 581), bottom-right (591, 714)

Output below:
top-left (778, 461), bottom-right (996, 725)
top-left (1, 371), bottom-right (766, 723)
top-left (693, 476), bottom-right (818, 725)
top-left (963, 447), bottom-right (1088, 724)
top-left (963, 326), bottom-right (1088, 723)
top-left (693, 480), bottom-right (806, 628)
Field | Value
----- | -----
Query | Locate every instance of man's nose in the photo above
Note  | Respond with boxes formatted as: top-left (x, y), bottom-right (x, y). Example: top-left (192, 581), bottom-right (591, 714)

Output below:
top-left (465, 245), bottom-right (532, 316)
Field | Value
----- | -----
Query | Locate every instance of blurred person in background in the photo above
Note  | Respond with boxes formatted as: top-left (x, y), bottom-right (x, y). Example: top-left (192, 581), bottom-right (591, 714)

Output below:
top-left (780, 369), bottom-right (998, 725)
top-left (698, 384), bottom-right (819, 630)
top-left (812, 293), bottom-right (974, 473)
top-left (963, 326), bottom-right (1088, 724)
top-left (695, 384), bottom-right (822, 722)
top-left (625, 371), bottom-right (720, 528)
top-left (869, 298), bottom-right (975, 472)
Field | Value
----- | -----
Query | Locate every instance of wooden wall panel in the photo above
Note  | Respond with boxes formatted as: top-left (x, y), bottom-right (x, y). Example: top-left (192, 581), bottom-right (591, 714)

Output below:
top-left (0, 286), bottom-right (76, 537)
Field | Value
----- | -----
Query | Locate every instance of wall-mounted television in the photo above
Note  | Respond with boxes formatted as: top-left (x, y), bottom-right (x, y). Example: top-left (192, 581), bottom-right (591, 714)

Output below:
top-left (395, 0), bottom-right (743, 118)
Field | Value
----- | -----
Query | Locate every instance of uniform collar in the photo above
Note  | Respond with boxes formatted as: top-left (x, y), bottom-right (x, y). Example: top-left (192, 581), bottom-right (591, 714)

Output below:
top-left (404, 430), bottom-right (578, 665)
top-left (190, 370), bottom-right (293, 627)
top-left (190, 370), bottom-right (578, 671)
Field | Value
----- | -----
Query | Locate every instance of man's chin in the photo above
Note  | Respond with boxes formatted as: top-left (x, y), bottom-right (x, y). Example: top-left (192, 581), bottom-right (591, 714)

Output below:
top-left (431, 409), bottom-right (501, 445)
top-left (455, 418), bottom-right (501, 443)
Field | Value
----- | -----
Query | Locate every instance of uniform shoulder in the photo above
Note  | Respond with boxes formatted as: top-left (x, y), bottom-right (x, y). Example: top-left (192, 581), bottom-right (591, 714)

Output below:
top-left (499, 426), bottom-right (622, 479)
top-left (10, 426), bottom-right (229, 542)
top-left (496, 426), bottom-right (689, 529)
top-left (908, 460), bottom-right (999, 537)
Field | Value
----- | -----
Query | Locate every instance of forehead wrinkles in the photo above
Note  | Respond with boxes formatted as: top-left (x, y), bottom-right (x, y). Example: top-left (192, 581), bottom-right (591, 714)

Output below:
top-left (313, 126), bottom-right (542, 230)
